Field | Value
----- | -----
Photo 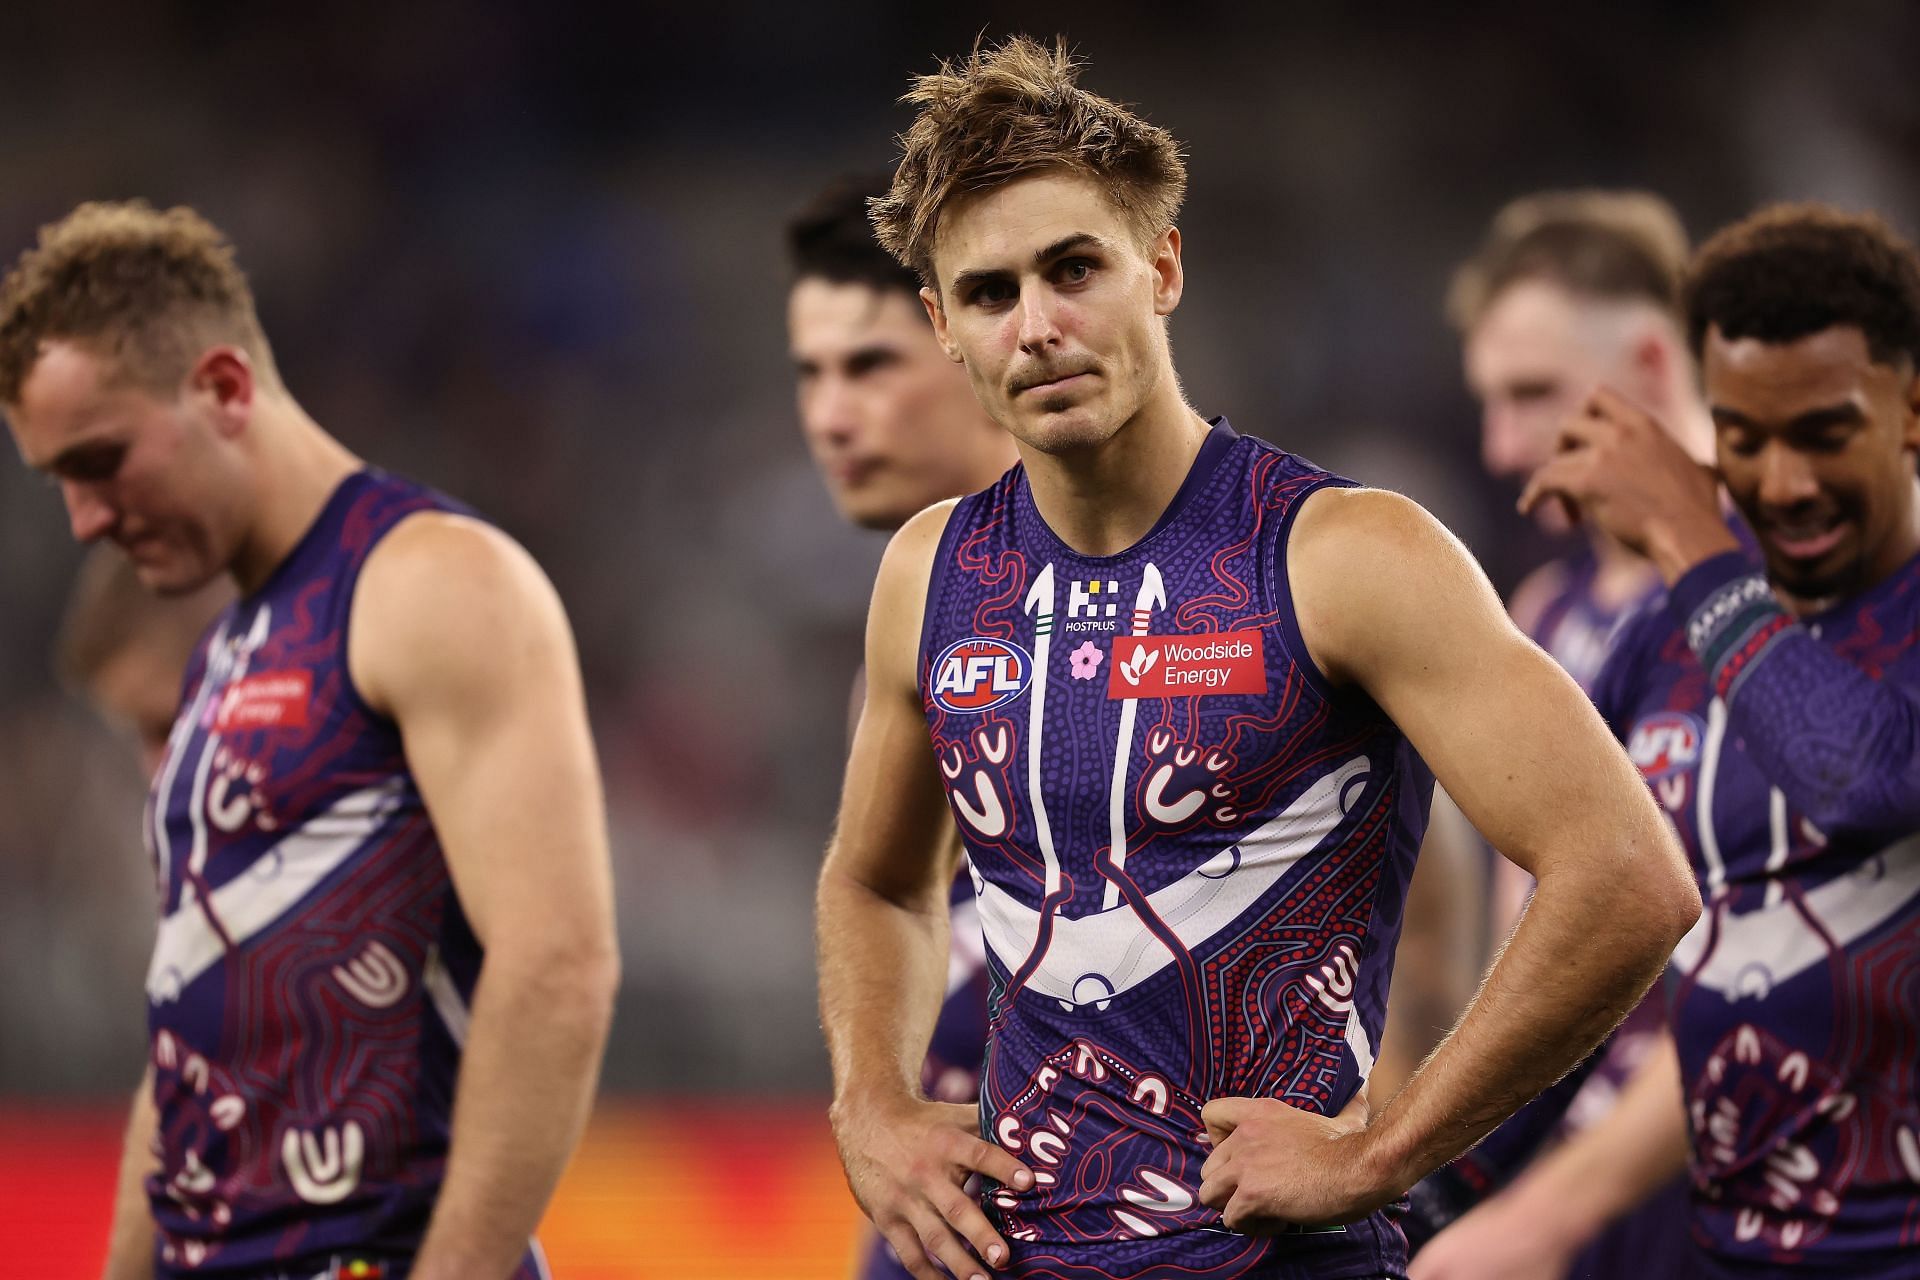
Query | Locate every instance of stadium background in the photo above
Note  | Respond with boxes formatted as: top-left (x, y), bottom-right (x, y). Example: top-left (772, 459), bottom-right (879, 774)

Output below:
top-left (0, 2), bottom-right (1915, 1274)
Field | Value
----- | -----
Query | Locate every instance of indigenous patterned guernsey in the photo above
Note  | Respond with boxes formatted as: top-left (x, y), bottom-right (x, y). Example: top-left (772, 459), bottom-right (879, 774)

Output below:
top-left (1593, 547), bottom-right (1920, 1279)
top-left (143, 472), bottom-right (548, 1280)
top-left (920, 420), bottom-right (1432, 1278)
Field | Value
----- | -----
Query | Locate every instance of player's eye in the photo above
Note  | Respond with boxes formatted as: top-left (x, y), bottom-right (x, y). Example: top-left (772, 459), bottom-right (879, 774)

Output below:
top-left (969, 279), bottom-right (1015, 307)
top-left (59, 445), bottom-right (127, 482)
top-left (1056, 258), bottom-right (1094, 285)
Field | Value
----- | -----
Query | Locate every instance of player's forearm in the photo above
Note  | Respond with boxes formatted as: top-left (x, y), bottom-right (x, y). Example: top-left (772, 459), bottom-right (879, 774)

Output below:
top-left (817, 862), bottom-right (952, 1114)
top-left (411, 945), bottom-right (619, 1280)
top-left (100, 1071), bottom-right (158, 1280)
top-left (1671, 550), bottom-right (1920, 837)
top-left (1494, 1029), bottom-right (1690, 1246)
top-left (1357, 837), bottom-right (1694, 1195)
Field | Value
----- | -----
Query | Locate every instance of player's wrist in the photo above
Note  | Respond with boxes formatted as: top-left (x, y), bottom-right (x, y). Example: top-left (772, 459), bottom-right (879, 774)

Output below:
top-left (1645, 512), bottom-right (1740, 587)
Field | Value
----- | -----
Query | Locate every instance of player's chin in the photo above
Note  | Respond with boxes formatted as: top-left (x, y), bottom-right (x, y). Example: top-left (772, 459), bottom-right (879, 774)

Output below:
top-left (1017, 404), bottom-right (1118, 455)
top-left (839, 483), bottom-right (923, 533)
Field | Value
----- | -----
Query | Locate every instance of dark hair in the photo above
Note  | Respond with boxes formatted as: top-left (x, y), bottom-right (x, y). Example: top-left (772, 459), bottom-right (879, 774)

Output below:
top-left (786, 173), bottom-right (922, 297)
top-left (1685, 203), bottom-right (1920, 368)
top-left (1448, 190), bottom-right (1689, 332)
top-left (871, 35), bottom-right (1187, 286)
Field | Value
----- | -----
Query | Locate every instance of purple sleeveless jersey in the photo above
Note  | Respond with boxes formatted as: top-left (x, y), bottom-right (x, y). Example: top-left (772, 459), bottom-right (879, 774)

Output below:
top-left (1592, 547), bottom-right (1920, 1278)
top-left (917, 420), bottom-right (1430, 1278)
top-left (143, 471), bottom-right (549, 1280)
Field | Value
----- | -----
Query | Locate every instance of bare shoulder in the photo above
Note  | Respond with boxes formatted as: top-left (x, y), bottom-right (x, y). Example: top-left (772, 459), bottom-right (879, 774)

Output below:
top-left (350, 511), bottom-right (573, 717)
top-left (868, 498), bottom-right (959, 672)
top-left (1287, 487), bottom-right (1507, 683)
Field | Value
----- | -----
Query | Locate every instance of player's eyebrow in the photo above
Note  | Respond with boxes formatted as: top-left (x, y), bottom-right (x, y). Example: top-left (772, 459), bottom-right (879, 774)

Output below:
top-left (950, 233), bottom-right (1112, 298)
top-left (1711, 401), bottom-right (1866, 432)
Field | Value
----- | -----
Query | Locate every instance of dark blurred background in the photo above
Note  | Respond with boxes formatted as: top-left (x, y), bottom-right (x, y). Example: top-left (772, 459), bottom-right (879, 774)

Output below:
top-left (1, 0), bottom-right (1915, 1269)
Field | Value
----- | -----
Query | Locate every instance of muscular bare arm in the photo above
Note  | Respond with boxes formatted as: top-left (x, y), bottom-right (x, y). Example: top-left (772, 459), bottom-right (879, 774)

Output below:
top-left (818, 502), bottom-right (1034, 1280)
top-left (1372, 791), bottom-right (1484, 1100)
top-left (1198, 488), bottom-right (1699, 1227)
top-left (99, 1068), bottom-right (157, 1280)
top-left (350, 515), bottom-right (619, 1280)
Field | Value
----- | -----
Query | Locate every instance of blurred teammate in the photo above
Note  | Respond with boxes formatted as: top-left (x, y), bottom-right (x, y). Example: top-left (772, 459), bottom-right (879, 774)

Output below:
top-left (1402, 192), bottom-right (1711, 1268)
top-left (55, 548), bottom-right (229, 1279)
top-left (785, 174), bottom-right (1017, 1279)
top-left (0, 201), bottom-right (618, 1280)
top-left (56, 545), bottom-right (230, 775)
top-left (815, 38), bottom-right (1698, 1280)
top-left (1417, 205), bottom-right (1920, 1279)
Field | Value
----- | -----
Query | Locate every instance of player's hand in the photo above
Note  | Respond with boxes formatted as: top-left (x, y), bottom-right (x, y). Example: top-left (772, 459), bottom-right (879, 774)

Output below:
top-left (1406, 1190), bottom-right (1582, 1280)
top-left (1196, 1088), bottom-right (1390, 1231)
top-left (831, 1092), bottom-right (1034, 1280)
top-left (1517, 386), bottom-right (1737, 582)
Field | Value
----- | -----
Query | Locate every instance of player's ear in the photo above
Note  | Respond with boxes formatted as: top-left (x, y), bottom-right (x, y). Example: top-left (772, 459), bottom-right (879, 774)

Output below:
top-left (1151, 227), bottom-right (1184, 318)
top-left (187, 346), bottom-right (256, 438)
top-left (922, 285), bottom-right (962, 363)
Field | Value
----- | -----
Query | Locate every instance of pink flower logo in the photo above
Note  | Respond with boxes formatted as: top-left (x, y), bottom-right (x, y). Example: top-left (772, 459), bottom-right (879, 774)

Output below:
top-left (1069, 641), bottom-right (1104, 681)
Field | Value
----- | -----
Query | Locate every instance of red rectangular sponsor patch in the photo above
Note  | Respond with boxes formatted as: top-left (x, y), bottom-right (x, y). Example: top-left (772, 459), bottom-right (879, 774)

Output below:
top-left (1107, 631), bottom-right (1267, 698)
top-left (215, 670), bottom-right (313, 731)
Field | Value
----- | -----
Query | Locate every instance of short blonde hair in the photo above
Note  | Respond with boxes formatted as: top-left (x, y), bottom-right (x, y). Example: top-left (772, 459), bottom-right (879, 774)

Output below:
top-left (871, 36), bottom-right (1187, 287)
top-left (0, 200), bottom-right (279, 403)
top-left (1447, 190), bottom-right (1690, 333)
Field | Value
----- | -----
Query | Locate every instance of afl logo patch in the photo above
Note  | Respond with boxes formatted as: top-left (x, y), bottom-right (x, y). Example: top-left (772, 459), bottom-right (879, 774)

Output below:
top-left (931, 637), bottom-right (1033, 714)
top-left (1626, 712), bottom-right (1704, 780)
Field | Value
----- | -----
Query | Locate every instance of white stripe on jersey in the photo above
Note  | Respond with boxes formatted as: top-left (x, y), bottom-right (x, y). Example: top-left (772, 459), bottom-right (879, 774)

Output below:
top-left (1671, 830), bottom-right (1920, 998)
top-left (423, 945), bottom-right (470, 1047)
top-left (973, 754), bottom-right (1372, 1010)
top-left (145, 778), bottom-right (407, 1003)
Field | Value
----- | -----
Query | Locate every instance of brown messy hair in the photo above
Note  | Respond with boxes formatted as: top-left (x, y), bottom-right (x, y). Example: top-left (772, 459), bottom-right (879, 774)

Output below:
top-left (1448, 189), bottom-right (1690, 332)
top-left (871, 36), bottom-right (1187, 287)
top-left (0, 200), bottom-right (280, 404)
top-left (1685, 203), bottom-right (1920, 369)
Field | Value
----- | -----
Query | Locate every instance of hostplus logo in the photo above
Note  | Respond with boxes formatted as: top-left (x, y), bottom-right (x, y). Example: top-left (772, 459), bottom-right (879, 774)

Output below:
top-left (1065, 579), bottom-right (1120, 633)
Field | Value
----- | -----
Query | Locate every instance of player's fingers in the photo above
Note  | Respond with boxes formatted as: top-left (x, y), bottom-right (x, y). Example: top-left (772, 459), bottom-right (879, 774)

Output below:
top-left (1200, 1095), bottom-right (1249, 1140)
top-left (911, 1206), bottom-right (993, 1280)
top-left (1197, 1163), bottom-right (1235, 1210)
top-left (1517, 457), bottom-right (1579, 516)
top-left (1588, 385), bottom-right (1648, 431)
top-left (878, 1220), bottom-right (944, 1280)
top-left (1200, 1134), bottom-right (1234, 1181)
top-left (958, 1134), bottom-right (1035, 1191)
top-left (933, 1183), bottom-right (1013, 1272)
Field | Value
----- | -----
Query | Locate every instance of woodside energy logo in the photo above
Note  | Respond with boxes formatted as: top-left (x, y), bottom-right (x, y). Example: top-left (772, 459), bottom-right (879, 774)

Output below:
top-left (1107, 632), bottom-right (1267, 699)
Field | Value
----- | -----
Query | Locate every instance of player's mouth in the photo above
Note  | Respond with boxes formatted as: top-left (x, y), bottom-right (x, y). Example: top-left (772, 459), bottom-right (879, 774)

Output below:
top-left (1013, 367), bottom-right (1095, 397)
top-left (825, 457), bottom-right (881, 488)
top-left (1761, 515), bottom-right (1850, 562)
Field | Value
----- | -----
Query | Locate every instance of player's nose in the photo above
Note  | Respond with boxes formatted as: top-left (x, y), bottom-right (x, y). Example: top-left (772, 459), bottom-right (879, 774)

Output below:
top-left (1480, 407), bottom-right (1532, 478)
top-left (1756, 441), bottom-right (1820, 507)
top-left (1015, 289), bottom-right (1064, 354)
top-left (61, 479), bottom-right (118, 543)
top-left (801, 377), bottom-right (859, 444)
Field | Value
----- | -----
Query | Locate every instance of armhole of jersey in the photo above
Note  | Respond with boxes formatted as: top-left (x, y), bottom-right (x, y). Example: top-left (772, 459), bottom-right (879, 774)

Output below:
top-left (338, 504), bottom-right (441, 728)
top-left (915, 499), bottom-right (969, 690)
top-left (1267, 474), bottom-right (1377, 714)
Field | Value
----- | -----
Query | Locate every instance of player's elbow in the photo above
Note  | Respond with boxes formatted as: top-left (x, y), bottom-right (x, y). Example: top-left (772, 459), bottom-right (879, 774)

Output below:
top-left (485, 932), bottom-right (622, 1036)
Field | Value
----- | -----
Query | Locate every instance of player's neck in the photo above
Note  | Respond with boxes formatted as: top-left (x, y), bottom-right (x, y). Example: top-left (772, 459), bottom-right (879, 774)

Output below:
top-left (1021, 389), bottom-right (1211, 558)
top-left (228, 399), bottom-right (364, 595)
